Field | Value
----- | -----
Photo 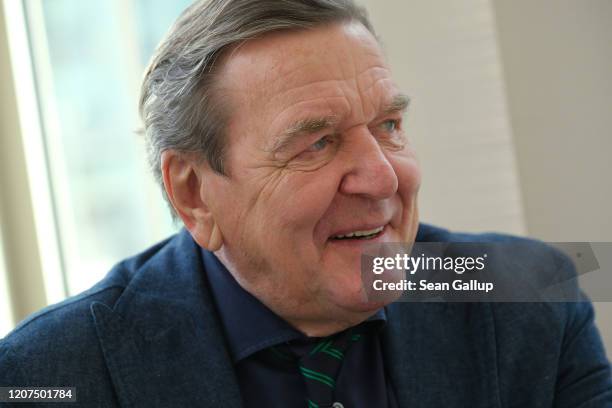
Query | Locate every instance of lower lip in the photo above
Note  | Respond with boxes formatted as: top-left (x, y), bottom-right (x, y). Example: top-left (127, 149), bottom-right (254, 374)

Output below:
top-left (327, 224), bottom-right (388, 246)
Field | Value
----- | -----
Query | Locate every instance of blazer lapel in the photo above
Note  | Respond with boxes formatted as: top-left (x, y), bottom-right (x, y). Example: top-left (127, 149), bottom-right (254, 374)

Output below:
top-left (382, 302), bottom-right (501, 408)
top-left (90, 230), bottom-right (242, 408)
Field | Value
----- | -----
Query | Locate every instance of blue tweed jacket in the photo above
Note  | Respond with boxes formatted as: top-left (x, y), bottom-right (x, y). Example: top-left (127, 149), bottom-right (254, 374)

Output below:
top-left (1, 224), bottom-right (611, 407)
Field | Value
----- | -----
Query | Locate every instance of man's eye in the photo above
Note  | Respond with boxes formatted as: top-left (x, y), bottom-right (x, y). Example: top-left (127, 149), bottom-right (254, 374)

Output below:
top-left (306, 135), bottom-right (333, 152)
top-left (381, 119), bottom-right (399, 132)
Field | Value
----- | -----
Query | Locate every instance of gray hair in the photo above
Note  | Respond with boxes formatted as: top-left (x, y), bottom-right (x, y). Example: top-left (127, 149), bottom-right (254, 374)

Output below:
top-left (139, 0), bottom-right (374, 217)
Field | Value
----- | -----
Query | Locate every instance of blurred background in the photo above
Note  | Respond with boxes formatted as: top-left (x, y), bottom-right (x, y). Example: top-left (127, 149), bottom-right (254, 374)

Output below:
top-left (0, 0), bottom-right (611, 353)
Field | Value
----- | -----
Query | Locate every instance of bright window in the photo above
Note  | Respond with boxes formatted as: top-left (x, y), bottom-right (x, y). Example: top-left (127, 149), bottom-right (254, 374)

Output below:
top-left (23, 0), bottom-right (194, 294)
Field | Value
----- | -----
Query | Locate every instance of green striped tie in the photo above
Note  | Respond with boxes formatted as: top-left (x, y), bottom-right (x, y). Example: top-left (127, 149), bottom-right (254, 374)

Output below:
top-left (273, 329), bottom-right (362, 408)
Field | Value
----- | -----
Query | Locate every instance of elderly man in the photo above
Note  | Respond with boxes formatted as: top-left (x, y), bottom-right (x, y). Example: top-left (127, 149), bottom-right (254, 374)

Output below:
top-left (1, 0), bottom-right (611, 407)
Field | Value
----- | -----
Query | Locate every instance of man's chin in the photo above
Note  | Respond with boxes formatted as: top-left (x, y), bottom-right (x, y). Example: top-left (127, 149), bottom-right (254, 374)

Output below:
top-left (345, 299), bottom-right (390, 314)
top-left (328, 287), bottom-right (397, 315)
top-left (326, 264), bottom-right (403, 309)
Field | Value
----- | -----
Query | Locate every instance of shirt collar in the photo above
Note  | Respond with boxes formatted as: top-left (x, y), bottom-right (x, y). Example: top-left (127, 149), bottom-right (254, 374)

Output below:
top-left (201, 249), bottom-right (387, 363)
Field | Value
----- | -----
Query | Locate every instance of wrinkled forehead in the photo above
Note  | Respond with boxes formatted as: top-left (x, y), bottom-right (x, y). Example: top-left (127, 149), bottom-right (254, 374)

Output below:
top-left (216, 21), bottom-right (394, 123)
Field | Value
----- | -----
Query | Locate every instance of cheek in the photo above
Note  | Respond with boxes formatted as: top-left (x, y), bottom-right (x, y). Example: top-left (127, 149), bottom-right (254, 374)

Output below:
top-left (390, 149), bottom-right (421, 196)
top-left (273, 170), bottom-right (342, 228)
top-left (389, 151), bottom-right (421, 240)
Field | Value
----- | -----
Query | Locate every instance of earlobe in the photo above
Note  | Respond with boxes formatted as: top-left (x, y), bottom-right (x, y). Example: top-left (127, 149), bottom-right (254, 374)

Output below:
top-left (192, 217), bottom-right (224, 252)
top-left (208, 223), bottom-right (224, 252)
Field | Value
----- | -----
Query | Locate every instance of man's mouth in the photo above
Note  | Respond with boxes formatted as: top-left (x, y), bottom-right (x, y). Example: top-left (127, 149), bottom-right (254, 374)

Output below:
top-left (330, 225), bottom-right (385, 240)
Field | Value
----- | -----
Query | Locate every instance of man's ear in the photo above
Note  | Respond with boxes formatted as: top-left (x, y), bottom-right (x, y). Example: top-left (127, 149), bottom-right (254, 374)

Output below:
top-left (160, 150), bottom-right (223, 251)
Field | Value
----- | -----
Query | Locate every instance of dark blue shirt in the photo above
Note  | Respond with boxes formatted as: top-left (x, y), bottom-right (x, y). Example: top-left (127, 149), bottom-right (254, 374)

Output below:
top-left (201, 250), bottom-right (398, 408)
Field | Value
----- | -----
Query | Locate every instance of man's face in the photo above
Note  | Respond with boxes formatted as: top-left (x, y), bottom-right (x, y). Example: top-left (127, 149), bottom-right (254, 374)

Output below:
top-left (206, 21), bottom-right (420, 331)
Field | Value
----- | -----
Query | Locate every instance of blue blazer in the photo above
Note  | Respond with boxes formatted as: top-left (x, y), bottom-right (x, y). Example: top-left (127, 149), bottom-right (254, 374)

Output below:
top-left (1, 224), bottom-right (611, 407)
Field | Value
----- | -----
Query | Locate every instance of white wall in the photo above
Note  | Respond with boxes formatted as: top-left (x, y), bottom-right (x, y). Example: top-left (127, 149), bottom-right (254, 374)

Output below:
top-left (492, 0), bottom-right (612, 356)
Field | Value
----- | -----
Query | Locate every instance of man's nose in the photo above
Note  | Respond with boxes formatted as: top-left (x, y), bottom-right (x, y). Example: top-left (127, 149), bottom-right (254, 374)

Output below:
top-left (338, 128), bottom-right (399, 199)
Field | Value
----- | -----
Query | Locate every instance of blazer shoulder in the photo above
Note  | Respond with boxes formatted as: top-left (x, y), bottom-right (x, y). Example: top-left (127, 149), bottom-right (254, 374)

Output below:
top-left (422, 225), bottom-right (612, 404)
top-left (0, 231), bottom-right (182, 387)
top-left (419, 222), bottom-right (544, 244)
top-left (420, 223), bottom-right (587, 328)
top-left (0, 284), bottom-right (123, 387)
top-left (417, 223), bottom-right (544, 244)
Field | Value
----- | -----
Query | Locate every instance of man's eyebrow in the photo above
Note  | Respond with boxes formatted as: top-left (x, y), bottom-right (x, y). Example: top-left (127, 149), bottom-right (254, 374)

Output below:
top-left (266, 95), bottom-right (409, 155)
top-left (382, 94), bottom-right (411, 114)
top-left (268, 115), bottom-right (338, 154)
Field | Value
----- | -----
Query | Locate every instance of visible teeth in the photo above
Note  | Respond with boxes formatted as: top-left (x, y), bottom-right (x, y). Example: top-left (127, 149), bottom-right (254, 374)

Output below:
top-left (333, 225), bottom-right (384, 239)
